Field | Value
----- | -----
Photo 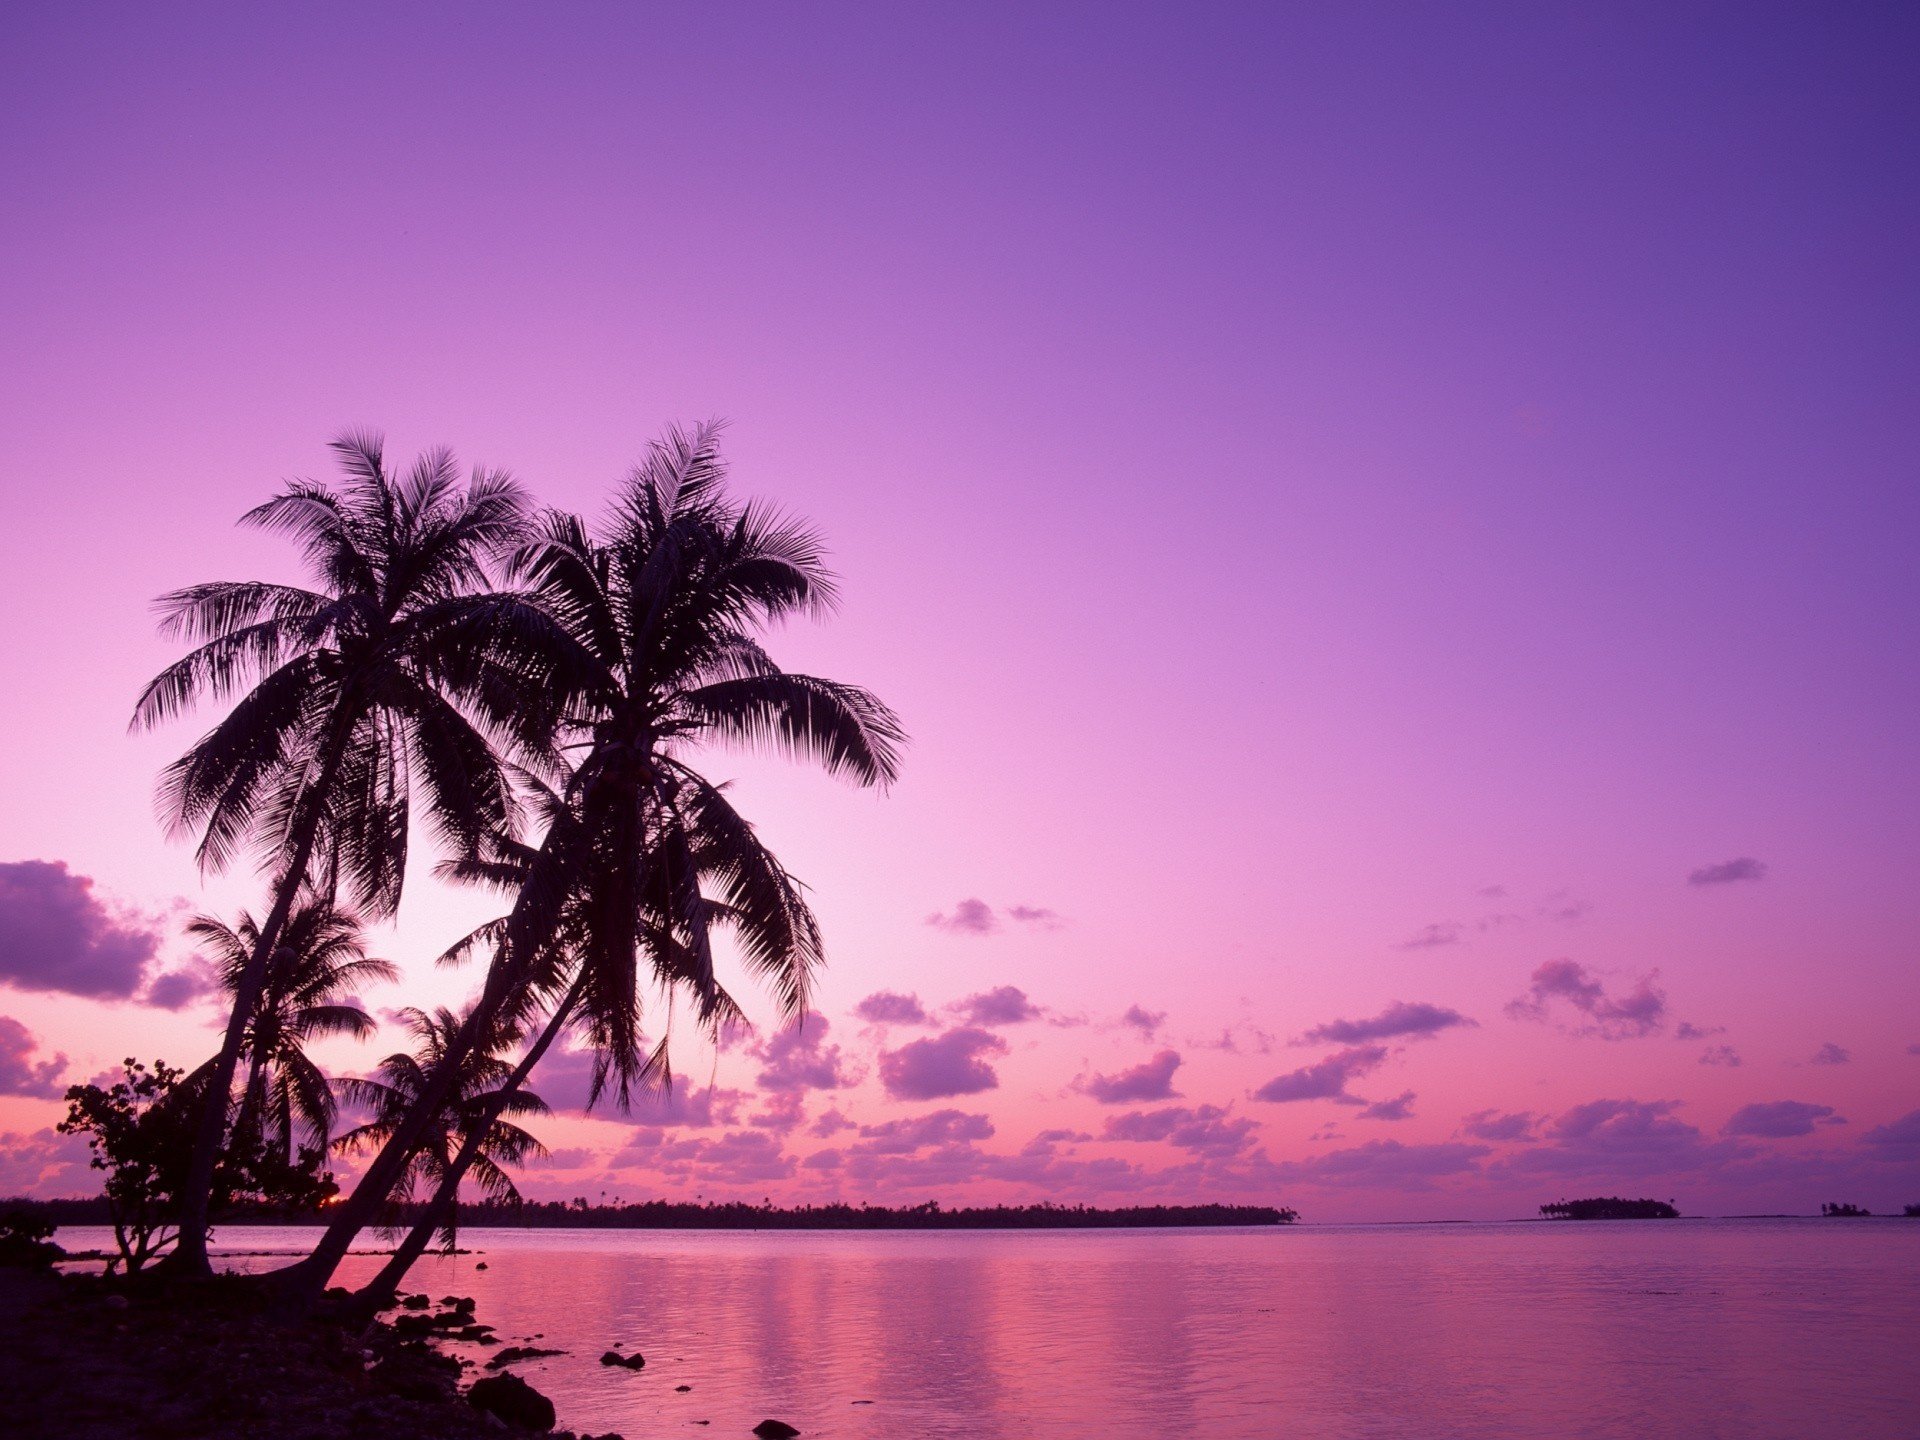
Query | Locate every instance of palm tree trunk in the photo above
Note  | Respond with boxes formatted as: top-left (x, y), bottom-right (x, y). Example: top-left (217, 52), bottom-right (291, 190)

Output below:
top-left (356, 974), bottom-right (585, 1306)
top-left (170, 724), bottom-right (352, 1274)
top-left (268, 934), bottom-right (535, 1303)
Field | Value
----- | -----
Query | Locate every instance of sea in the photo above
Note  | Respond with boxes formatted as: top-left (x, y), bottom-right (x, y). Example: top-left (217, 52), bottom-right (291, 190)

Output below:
top-left (60, 1217), bottom-right (1920, 1439)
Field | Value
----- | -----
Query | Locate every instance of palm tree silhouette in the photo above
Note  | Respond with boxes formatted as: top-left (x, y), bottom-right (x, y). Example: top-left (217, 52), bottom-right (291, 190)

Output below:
top-left (134, 434), bottom-right (554, 1271)
top-left (185, 902), bottom-right (396, 1164)
top-left (335, 1007), bottom-right (547, 1254)
top-left (288, 422), bottom-right (902, 1299)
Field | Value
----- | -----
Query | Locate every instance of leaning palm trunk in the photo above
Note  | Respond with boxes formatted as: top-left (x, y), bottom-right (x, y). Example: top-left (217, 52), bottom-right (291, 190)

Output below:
top-left (358, 973), bottom-right (586, 1305)
top-left (271, 890), bottom-right (555, 1302)
top-left (171, 728), bottom-right (350, 1272)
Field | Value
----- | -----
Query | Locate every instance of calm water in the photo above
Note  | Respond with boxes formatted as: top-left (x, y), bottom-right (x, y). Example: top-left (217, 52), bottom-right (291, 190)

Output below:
top-left (70, 1219), bottom-right (1920, 1438)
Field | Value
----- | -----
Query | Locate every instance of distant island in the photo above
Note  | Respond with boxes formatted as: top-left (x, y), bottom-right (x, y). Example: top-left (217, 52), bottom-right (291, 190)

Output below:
top-left (9, 1196), bottom-right (1296, 1231)
top-left (1820, 1202), bottom-right (1872, 1217)
top-left (1540, 1197), bottom-right (1679, 1220)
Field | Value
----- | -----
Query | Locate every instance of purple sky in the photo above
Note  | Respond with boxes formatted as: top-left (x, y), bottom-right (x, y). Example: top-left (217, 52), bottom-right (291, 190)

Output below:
top-left (2, 3), bottom-right (1917, 1219)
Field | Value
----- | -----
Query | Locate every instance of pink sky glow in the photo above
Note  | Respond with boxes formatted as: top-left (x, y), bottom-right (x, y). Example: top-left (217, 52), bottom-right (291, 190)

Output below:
top-left (1, 3), bottom-right (1917, 1220)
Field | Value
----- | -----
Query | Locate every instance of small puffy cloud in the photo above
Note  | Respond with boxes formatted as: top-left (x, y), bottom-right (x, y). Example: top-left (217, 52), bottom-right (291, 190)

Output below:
top-left (1270, 1139), bottom-right (1489, 1188)
top-left (853, 991), bottom-right (930, 1026)
top-left (1082, 1049), bottom-right (1182, 1104)
top-left (1461, 1109), bottom-right (1536, 1143)
top-left (927, 898), bottom-right (997, 934)
top-left (753, 1017), bottom-right (856, 1093)
top-left (1300, 1001), bottom-right (1474, 1047)
top-left (1688, 857), bottom-right (1767, 886)
top-left (854, 1109), bottom-right (995, 1154)
top-left (878, 1027), bottom-right (1008, 1100)
top-left (1725, 1101), bottom-right (1843, 1139)
top-left (1101, 1104), bottom-right (1257, 1157)
top-left (810, 1107), bottom-right (856, 1138)
top-left (1358, 1091), bottom-right (1417, 1122)
top-left (1006, 905), bottom-right (1062, 928)
top-left (142, 958), bottom-right (219, 1011)
top-left (0, 860), bottom-right (163, 999)
top-left (1860, 1109), bottom-right (1920, 1155)
top-left (1506, 959), bottom-right (1667, 1038)
top-left (1675, 1021), bottom-right (1723, 1040)
top-left (1252, 1045), bottom-right (1388, 1105)
top-left (1698, 1045), bottom-right (1742, 1067)
top-left (1398, 923), bottom-right (1462, 950)
top-left (952, 985), bottom-right (1043, 1028)
top-left (1809, 1042), bottom-right (1850, 1067)
top-left (1119, 1005), bottom-right (1165, 1038)
top-left (0, 1016), bottom-right (67, 1097)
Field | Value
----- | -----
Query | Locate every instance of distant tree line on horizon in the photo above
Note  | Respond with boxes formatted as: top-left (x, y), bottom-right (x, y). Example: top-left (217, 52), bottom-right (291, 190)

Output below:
top-left (6, 1195), bottom-right (1296, 1231)
top-left (1540, 1197), bottom-right (1679, 1220)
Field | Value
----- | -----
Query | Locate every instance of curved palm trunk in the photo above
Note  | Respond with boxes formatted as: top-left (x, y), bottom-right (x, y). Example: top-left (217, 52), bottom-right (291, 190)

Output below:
top-left (357, 974), bottom-right (585, 1306)
top-left (171, 728), bottom-right (350, 1273)
top-left (269, 924), bottom-right (542, 1304)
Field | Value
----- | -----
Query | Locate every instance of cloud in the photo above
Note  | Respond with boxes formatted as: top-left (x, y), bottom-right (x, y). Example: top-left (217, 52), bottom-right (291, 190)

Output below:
top-left (951, 985), bottom-right (1042, 1027)
top-left (0, 859), bottom-right (163, 1000)
top-left (1398, 923), bottom-right (1462, 950)
top-left (1698, 1045), bottom-right (1742, 1067)
top-left (878, 1027), bottom-right (1008, 1100)
top-left (752, 1017), bottom-right (856, 1093)
top-left (1461, 1109), bottom-right (1537, 1142)
top-left (927, 898), bottom-right (997, 934)
top-left (524, 1146), bottom-right (599, 1170)
top-left (1724, 1101), bottom-right (1843, 1139)
top-left (810, 1107), bottom-right (856, 1138)
top-left (1809, 1042), bottom-right (1850, 1066)
top-left (852, 991), bottom-right (930, 1026)
top-left (0, 1016), bottom-right (68, 1097)
top-left (1688, 857), bottom-right (1768, 886)
top-left (1300, 1001), bottom-right (1474, 1046)
top-left (927, 899), bottom-right (1060, 935)
top-left (615, 1128), bottom-right (797, 1186)
top-left (1860, 1109), bottom-right (1920, 1155)
top-left (1082, 1049), bottom-right (1182, 1104)
top-left (0, 1126), bottom-right (92, 1195)
top-left (142, 958), bottom-right (220, 1011)
top-left (1119, 1005), bottom-right (1165, 1038)
top-left (1675, 1021), bottom-right (1723, 1040)
top-left (1101, 1104), bottom-right (1258, 1157)
top-left (1268, 1139), bottom-right (1489, 1189)
top-left (853, 1109), bottom-right (995, 1154)
top-left (1358, 1091), bottom-right (1417, 1122)
top-left (1251, 1045), bottom-right (1388, 1105)
top-left (1500, 1098), bottom-right (1743, 1180)
top-left (1006, 905), bottom-right (1062, 928)
top-left (1506, 959), bottom-right (1667, 1038)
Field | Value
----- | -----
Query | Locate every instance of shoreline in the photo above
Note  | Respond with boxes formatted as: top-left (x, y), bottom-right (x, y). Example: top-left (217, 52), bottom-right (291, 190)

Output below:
top-left (0, 1266), bottom-right (607, 1440)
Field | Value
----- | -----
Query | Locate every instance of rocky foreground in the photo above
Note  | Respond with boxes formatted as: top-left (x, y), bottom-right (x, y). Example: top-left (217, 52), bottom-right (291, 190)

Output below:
top-left (0, 1266), bottom-right (620, 1440)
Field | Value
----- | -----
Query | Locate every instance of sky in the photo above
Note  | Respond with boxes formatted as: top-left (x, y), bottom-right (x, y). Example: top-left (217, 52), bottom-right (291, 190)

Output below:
top-left (1, 1), bottom-right (1916, 1222)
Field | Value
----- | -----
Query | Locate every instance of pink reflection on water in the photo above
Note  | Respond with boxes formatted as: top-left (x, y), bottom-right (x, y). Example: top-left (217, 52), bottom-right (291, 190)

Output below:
top-left (188, 1221), bottom-right (1920, 1439)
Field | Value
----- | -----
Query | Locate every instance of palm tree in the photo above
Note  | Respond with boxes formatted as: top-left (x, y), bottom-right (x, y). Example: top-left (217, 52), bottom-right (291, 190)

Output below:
top-left (358, 767), bottom-right (808, 1302)
top-left (184, 902), bottom-right (397, 1164)
top-left (334, 1007), bottom-right (548, 1254)
top-left (286, 422), bottom-right (903, 1298)
top-left (134, 434), bottom-right (558, 1271)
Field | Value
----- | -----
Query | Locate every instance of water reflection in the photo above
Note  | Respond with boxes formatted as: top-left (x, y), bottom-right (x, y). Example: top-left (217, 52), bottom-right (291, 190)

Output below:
top-left (165, 1220), bottom-right (1920, 1439)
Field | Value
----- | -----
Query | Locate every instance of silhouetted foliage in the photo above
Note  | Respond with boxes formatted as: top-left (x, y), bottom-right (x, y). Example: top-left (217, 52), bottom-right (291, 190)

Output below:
top-left (0, 1207), bottom-right (64, 1269)
top-left (1904, 1203), bottom-right (1920, 1218)
top-left (334, 1008), bottom-right (547, 1253)
top-left (1540, 1197), bottom-right (1679, 1220)
top-left (1820, 1202), bottom-right (1872, 1217)
top-left (440, 1198), bottom-right (1296, 1229)
top-left (58, 1059), bottom-right (338, 1273)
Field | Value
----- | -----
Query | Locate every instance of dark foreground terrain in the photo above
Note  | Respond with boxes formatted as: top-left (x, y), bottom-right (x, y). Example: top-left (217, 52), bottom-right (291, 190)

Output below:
top-left (0, 1267), bottom-right (602, 1440)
